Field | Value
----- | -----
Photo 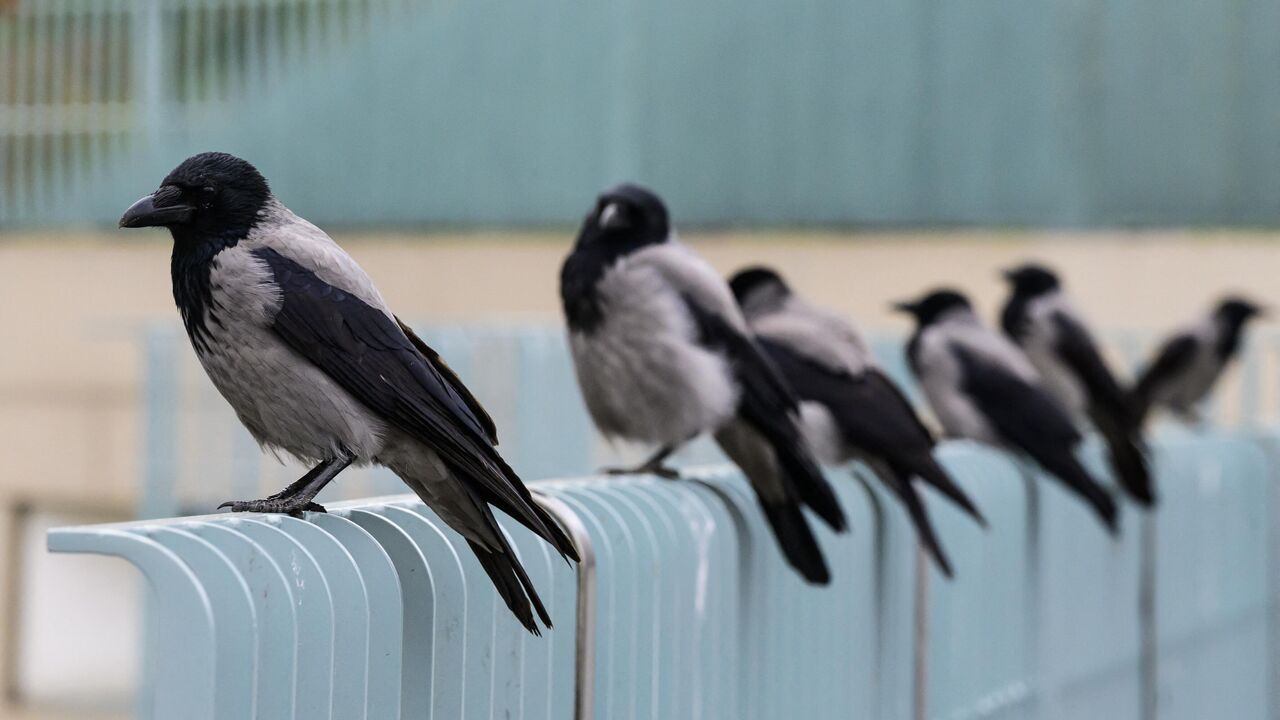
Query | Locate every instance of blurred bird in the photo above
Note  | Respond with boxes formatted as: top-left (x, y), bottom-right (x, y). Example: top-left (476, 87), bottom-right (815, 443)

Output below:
top-left (560, 184), bottom-right (846, 584)
top-left (1000, 264), bottom-right (1155, 506)
top-left (119, 152), bottom-right (577, 634)
top-left (729, 267), bottom-right (986, 578)
top-left (1132, 297), bottom-right (1265, 425)
top-left (896, 289), bottom-right (1119, 533)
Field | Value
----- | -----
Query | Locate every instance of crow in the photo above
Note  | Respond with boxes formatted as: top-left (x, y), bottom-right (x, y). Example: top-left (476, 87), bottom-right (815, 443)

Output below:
top-left (896, 289), bottom-right (1118, 533)
top-left (560, 184), bottom-right (846, 584)
top-left (730, 266), bottom-right (986, 578)
top-left (1001, 263), bottom-right (1155, 505)
top-left (1133, 297), bottom-right (1265, 425)
top-left (119, 151), bottom-right (577, 634)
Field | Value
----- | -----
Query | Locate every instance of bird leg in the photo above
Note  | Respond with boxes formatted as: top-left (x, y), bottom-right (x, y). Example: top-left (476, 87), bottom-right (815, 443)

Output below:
top-left (219, 453), bottom-right (354, 516)
top-left (603, 444), bottom-right (682, 480)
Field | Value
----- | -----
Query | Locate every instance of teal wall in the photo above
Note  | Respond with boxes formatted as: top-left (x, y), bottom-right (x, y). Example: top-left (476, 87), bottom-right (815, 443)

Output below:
top-left (4, 0), bottom-right (1280, 228)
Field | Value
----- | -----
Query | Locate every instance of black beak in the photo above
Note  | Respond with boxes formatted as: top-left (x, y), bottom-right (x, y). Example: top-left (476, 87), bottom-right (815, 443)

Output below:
top-left (119, 191), bottom-right (195, 229)
top-left (1000, 268), bottom-right (1017, 282)
top-left (891, 300), bottom-right (917, 315)
top-left (598, 202), bottom-right (629, 231)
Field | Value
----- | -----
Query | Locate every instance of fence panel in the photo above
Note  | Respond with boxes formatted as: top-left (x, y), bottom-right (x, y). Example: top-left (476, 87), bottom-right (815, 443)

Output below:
top-left (49, 434), bottom-right (1280, 719)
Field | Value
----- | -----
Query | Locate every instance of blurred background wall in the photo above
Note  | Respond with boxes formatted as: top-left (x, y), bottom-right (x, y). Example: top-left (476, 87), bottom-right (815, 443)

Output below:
top-left (2, 0), bottom-right (1280, 717)
top-left (3, 0), bottom-right (1280, 228)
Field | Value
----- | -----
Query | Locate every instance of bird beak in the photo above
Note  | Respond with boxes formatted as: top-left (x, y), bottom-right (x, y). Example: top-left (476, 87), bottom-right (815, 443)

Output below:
top-left (1000, 268), bottom-right (1016, 281)
top-left (119, 189), bottom-right (194, 229)
top-left (598, 202), bottom-right (628, 230)
top-left (891, 300), bottom-right (917, 315)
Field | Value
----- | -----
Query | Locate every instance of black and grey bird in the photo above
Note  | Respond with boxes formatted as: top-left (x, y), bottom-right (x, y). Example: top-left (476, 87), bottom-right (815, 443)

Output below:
top-left (119, 152), bottom-right (577, 634)
top-left (896, 289), bottom-right (1119, 533)
top-left (729, 267), bottom-right (986, 578)
top-left (1000, 264), bottom-right (1155, 506)
top-left (1132, 297), bottom-right (1265, 425)
top-left (560, 184), bottom-right (846, 584)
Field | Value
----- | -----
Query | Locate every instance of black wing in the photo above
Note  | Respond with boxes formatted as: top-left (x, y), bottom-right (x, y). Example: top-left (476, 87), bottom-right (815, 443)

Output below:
top-left (396, 318), bottom-right (499, 445)
top-left (1051, 313), bottom-right (1155, 505)
top-left (758, 338), bottom-right (985, 525)
top-left (682, 296), bottom-right (846, 533)
top-left (953, 344), bottom-right (1118, 532)
top-left (1051, 312), bottom-right (1133, 424)
top-left (254, 248), bottom-right (577, 561)
top-left (1132, 333), bottom-right (1199, 423)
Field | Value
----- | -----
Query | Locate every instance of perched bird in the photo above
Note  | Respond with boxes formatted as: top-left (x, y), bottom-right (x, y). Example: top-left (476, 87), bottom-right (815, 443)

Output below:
top-left (560, 184), bottom-right (846, 584)
top-left (119, 152), bottom-right (577, 634)
top-left (729, 267), bottom-right (986, 578)
top-left (1000, 264), bottom-right (1155, 506)
top-left (1133, 297), bottom-right (1265, 425)
top-left (896, 289), bottom-right (1119, 533)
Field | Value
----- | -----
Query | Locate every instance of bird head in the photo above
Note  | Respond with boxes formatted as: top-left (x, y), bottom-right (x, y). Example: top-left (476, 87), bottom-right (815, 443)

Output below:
top-left (1215, 296), bottom-right (1266, 325)
top-left (119, 152), bottom-right (271, 245)
top-left (1002, 263), bottom-right (1060, 297)
top-left (728, 265), bottom-right (791, 315)
top-left (575, 183), bottom-right (671, 252)
top-left (892, 289), bottom-right (973, 326)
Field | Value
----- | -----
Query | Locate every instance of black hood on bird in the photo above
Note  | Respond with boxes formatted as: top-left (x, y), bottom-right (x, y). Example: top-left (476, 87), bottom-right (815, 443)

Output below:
top-left (1002, 263), bottom-right (1061, 298)
top-left (893, 289), bottom-right (973, 327)
top-left (561, 182), bottom-right (672, 333)
top-left (121, 152), bottom-right (274, 351)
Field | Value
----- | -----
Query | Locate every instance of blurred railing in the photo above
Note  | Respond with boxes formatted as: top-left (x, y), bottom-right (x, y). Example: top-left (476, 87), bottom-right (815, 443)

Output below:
top-left (137, 322), bottom-right (1280, 520)
top-left (4, 0), bottom-right (1280, 228)
top-left (49, 432), bottom-right (1279, 719)
top-left (0, 0), bottom-right (400, 226)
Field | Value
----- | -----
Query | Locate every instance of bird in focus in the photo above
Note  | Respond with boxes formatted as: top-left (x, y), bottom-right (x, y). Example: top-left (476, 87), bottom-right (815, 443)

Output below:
top-left (1000, 264), bottom-right (1155, 506)
top-left (560, 184), bottom-right (846, 584)
top-left (118, 151), bottom-right (578, 634)
top-left (896, 289), bottom-right (1119, 533)
top-left (729, 267), bottom-right (986, 578)
top-left (1132, 297), bottom-right (1265, 426)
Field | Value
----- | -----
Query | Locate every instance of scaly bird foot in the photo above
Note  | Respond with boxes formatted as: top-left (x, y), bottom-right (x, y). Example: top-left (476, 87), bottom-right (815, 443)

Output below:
top-left (603, 464), bottom-right (682, 481)
top-left (218, 498), bottom-right (327, 517)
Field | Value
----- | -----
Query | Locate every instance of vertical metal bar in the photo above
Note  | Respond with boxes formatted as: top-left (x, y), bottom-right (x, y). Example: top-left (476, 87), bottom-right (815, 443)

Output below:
top-left (912, 543), bottom-right (929, 720)
top-left (142, 328), bottom-right (180, 519)
top-left (1139, 512), bottom-right (1158, 720)
top-left (533, 493), bottom-right (596, 720)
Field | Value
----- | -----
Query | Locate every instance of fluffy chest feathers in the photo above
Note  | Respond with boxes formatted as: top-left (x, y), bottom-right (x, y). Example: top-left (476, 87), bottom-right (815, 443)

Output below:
top-left (172, 218), bottom-right (389, 461)
top-left (566, 248), bottom-right (739, 445)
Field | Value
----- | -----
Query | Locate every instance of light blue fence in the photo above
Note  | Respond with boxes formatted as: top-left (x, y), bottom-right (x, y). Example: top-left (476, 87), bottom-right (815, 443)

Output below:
top-left (5, 0), bottom-right (1280, 228)
top-left (49, 432), bottom-right (1279, 719)
top-left (137, 321), bottom-right (1280, 521)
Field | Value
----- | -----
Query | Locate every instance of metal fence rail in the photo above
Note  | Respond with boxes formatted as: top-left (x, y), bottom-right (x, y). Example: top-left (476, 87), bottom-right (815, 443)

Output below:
top-left (137, 321), bottom-right (1280, 520)
top-left (48, 432), bottom-right (1278, 719)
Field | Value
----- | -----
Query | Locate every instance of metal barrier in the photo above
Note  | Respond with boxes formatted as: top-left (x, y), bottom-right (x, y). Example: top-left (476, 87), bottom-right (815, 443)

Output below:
top-left (48, 432), bottom-right (1279, 719)
top-left (137, 321), bottom-right (1280, 519)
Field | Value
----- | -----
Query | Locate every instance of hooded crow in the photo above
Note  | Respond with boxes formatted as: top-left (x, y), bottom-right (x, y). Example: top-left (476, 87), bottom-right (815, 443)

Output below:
top-left (560, 184), bottom-right (846, 584)
top-left (1001, 264), bottom-right (1155, 506)
top-left (1132, 297), bottom-right (1265, 425)
top-left (896, 289), bottom-right (1119, 533)
top-left (729, 267), bottom-right (986, 578)
top-left (119, 152), bottom-right (578, 634)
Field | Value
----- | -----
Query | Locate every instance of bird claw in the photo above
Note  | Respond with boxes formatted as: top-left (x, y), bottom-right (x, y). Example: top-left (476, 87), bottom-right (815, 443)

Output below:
top-left (602, 464), bottom-right (682, 481)
top-left (218, 499), bottom-right (327, 516)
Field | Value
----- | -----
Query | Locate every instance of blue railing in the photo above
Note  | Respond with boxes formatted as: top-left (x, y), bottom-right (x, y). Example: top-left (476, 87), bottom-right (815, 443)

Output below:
top-left (49, 432), bottom-right (1279, 719)
top-left (137, 322), bottom-right (1280, 520)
